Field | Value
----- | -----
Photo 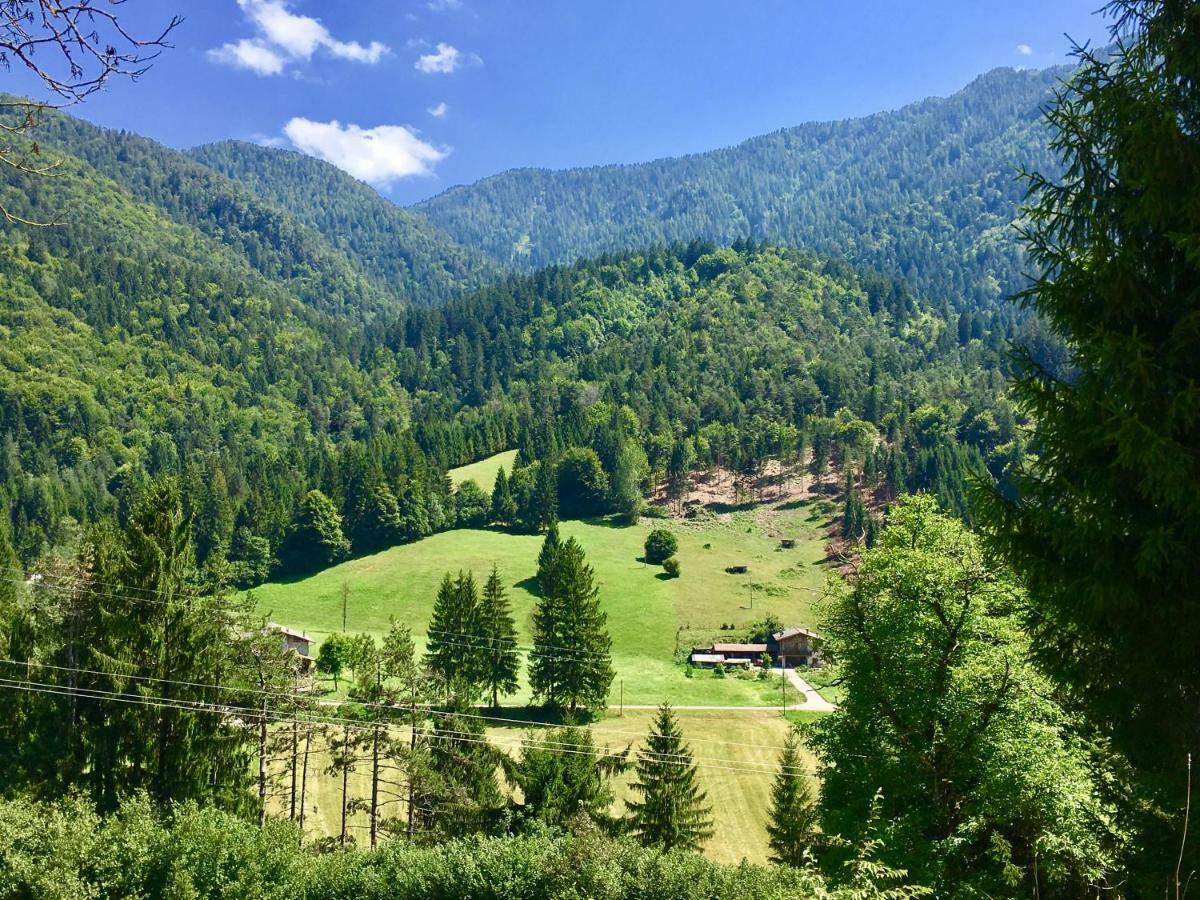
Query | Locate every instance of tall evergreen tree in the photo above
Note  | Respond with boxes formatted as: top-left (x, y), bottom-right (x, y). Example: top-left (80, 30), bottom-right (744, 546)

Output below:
top-left (977, 4), bottom-right (1200, 885)
top-left (535, 523), bottom-right (561, 597)
top-left (489, 466), bottom-right (516, 525)
top-left (533, 458), bottom-right (558, 531)
top-left (766, 730), bottom-right (818, 866)
top-left (551, 538), bottom-right (614, 711)
top-left (626, 704), bottom-right (712, 851)
top-left (423, 571), bottom-right (482, 696)
top-left (529, 527), bottom-right (563, 707)
top-left (478, 565), bottom-right (520, 708)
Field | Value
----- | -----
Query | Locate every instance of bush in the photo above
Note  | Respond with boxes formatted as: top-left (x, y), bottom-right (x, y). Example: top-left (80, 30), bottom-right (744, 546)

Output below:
top-left (644, 528), bottom-right (678, 564)
top-left (662, 557), bottom-right (681, 578)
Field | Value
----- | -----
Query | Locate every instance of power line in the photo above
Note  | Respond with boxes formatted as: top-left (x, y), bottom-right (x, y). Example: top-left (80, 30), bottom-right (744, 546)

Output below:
top-left (0, 677), bottom-right (818, 779)
top-left (0, 657), bottom-right (818, 763)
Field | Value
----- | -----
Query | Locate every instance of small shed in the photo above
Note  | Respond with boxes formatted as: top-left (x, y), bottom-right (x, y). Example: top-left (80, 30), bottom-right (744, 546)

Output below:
top-left (689, 652), bottom-right (726, 668)
top-left (725, 564), bottom-right (749, 575)
top-left (780, 538), bottom-right (796, 549)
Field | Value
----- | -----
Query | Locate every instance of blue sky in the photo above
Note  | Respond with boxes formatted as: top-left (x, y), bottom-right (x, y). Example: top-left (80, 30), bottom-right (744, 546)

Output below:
top-left (6, 1), bottom-right (1113, 205)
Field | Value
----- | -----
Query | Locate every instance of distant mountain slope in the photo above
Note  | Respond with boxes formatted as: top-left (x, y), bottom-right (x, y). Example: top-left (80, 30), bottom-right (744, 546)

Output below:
top-left (417, 66), bottom-right (1066, 309)
top-left (0, 99), bottom-right (413, 322)
top-left (188, 141), bottom-right (496, 306)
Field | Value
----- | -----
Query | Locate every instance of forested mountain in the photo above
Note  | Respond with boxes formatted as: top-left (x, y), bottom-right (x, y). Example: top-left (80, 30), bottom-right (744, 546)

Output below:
top-left (188, 140), bottom-right (496, 306)
top-left (417, 66), bottom-right (1066, 310)
top-left (0, 106), bottom-right (446, 574)
top-left (0, 82), bottom-right (1050, 583)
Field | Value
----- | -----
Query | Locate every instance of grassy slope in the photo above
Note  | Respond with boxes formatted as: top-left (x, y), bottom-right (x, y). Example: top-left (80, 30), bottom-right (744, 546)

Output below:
top-left (448, 449), bottom-right (519, 493)
top-left (250, 498), bottom-right (830, 707)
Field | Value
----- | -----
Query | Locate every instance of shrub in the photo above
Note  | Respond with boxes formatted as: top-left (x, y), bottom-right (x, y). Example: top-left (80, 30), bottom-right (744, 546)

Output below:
top-left (662, 557), bottom-right (681, 578)
top-left (644, 528), bottom-right (678, 564)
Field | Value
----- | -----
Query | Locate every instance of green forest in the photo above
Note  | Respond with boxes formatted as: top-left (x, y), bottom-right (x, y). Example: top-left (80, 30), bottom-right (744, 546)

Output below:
top-left (0, 1), bottom-right (1197, 897)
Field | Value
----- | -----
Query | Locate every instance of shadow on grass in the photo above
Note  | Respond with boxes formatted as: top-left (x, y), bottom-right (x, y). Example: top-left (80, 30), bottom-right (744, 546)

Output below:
top-left (472, 705), bottom-right (603, 729)
top-left (578, 514), bottom-right (636, 530)
top-left (514, 575), bottom-right (543, 598)
top-left (705, 500), bottom-right (759, 514)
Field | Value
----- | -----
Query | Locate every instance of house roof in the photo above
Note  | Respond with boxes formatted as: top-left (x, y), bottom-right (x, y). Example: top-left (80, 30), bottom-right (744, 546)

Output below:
top-left (690, 653), bottom-right (726, 664)
top-left (772, 627), bottom-right (822, 642)
top-left (712, 643), bottom-right (768, 654)
top-left (267, 623), bottom-right (309, 642)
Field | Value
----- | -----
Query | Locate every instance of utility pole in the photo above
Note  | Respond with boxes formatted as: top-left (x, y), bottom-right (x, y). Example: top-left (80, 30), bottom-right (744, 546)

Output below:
top-left (298, 726), bottom-right (311, 846)
top-left (341, 581), bottom-right (349, 633)
top-left (289, 673), bottom-right (299, 820)
top-left (369, 659), bottom-right (381, 850)
top-left (256, 655), bottom-right (268, 829)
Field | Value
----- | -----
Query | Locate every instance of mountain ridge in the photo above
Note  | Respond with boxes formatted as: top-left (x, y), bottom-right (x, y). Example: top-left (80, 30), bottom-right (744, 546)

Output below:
top-left (414, 64), bottom-right (1068, 309)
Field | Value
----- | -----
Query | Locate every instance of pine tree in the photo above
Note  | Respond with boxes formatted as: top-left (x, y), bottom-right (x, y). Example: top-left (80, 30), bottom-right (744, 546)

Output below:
top-left (766, 729), bottom-right (818, 866)
top-left (422, 699), bottom-right (504, 839)
top-left (478, 565), bottom-right (520, 708)
top-left (626, 704), bottom-right (712, 851)
top-left (490, 466), bottom-right (516, 525)
top-left (424, 571), bottom-right (482, 696)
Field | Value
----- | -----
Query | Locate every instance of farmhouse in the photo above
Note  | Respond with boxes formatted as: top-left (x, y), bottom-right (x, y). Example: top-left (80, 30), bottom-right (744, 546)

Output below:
top-left (770, 626), bottom-right (824, 668)
top-left (267, 623), bottom-right (315, 673)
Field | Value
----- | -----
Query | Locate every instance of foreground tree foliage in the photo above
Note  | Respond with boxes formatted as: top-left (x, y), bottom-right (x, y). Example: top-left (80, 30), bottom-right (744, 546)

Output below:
top-left (0, 793), bottom-right (939, 899)
top-left (976, 1), bottom-right (1200, 886)
top-left (0, 476), bottom-right (263, 813)
top-left (812, 496), bottom-right (1123, 896)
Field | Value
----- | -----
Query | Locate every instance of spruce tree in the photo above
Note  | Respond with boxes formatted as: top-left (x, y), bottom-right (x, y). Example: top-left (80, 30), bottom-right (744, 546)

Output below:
top-left (976, 5), bottom-right (1200, 882)
top-left (478, 565), bottom-right (520, 708)
top-left (490, 466), bottom-right (516, 525)
top-left (529, 527), bottom-right (563, 707)
top-left (551, 538), bottom-right (614, 711)
top-left (533, 458), bottom-right (558, 530)
top-left (535, 523), bottom-right (561, 597)
top-left (626, 704), bottom-right (712, 851)
top-left (766, 730), bottom-right (818, 866)
top-left (424, 571), bottom-right (482, 696)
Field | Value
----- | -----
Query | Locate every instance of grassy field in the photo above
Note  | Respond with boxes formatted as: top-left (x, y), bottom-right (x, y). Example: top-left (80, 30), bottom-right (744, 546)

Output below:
top-left (274, 707), bottom-right (810, 865)
top-left (448, 449), bottom-right (519, 493)
top-left (250, 497), bottom-right (832, 707)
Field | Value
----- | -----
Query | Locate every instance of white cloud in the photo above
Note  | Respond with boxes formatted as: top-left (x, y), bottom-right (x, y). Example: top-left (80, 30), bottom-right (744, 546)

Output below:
top-left (282, 117), bottom-right (449, 186)
top-left (415, 42), bottom-right (480, 74)
top-left (428, 101), bottom-right (449, 118)
top-left (428, 0), bottom-right (462, 9)
top-left (210, 0), bottom-right (389, 76)
top-left (207, 39), bottom-right (286, 76)
top-left (1016, 43), bottom-right (1033, 56)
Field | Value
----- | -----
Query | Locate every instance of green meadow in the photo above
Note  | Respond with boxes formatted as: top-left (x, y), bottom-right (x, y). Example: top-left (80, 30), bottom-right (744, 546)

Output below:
top-left (448, 449), bottom-right (519, 493)
top-left (250, 459), bottom-right (833, 709)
